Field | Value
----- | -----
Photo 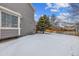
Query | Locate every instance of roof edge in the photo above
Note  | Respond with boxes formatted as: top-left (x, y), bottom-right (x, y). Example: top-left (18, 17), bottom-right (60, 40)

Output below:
top-left (28, 3), bottom-right (35, 12)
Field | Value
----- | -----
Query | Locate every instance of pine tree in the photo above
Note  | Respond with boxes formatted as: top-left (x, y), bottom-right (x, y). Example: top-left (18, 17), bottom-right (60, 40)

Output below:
top-left (37, 15), bottom-right (51, 33)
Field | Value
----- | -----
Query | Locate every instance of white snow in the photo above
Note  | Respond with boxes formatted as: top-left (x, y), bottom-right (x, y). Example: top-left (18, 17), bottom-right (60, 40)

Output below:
top-left (0, 33), bottom-right (79, 56)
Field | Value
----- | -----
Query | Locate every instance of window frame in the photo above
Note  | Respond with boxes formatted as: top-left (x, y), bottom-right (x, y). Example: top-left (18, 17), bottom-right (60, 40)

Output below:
top-left (1, 11), bottom-right (19, 28)
top-left (0, 6), bottom-right (22, 35)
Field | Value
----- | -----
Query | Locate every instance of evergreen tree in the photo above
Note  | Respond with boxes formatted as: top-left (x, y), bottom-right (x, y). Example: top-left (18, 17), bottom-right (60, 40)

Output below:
top-left (37, 15), bottom-right (51, 33)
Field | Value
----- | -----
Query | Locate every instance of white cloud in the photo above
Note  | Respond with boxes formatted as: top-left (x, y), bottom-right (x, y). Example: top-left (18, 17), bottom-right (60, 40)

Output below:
top-left (40, 14), bottom-right (44, 17)
top-left (57, 12), bottom-right (78, 23)
top-left (45, 3), bottom-right (70, 13)
top-left (45, 3), bottom-right (59, 12)
top-left (50, 9), bottom-right (58, 12)
top-left (45, 3), bottom-right (70, 10)
top-left (34, 14), bottom-right (37, 17)
top-left (52, 3), bottom-right (70, 10)
top-left (60, 13), bottom-right (70, 17)
top-left (45, 3), bottom-right (53, 10)
top-left (56, 13), bottom-right (71, 23)
top-left (57, 16), bottom-right (65, 22)
top-left (46, 3), bottom-right (52, 7)
top-left (56, 3), bottom-right (70, 8)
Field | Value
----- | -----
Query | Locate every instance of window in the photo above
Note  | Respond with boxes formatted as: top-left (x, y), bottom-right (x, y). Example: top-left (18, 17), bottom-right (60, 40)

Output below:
top-left (1, 12), bottom-right (18, 27)
top-left (12, 15), bottom-right (18, 27)
top-left (2, 12), bottom-right (6, 27)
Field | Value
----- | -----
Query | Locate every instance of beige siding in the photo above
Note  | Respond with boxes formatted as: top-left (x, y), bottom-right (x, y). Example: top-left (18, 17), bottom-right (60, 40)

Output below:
top-left (0, 29), bottom-right (1, 39)
top-left (0, 3), bottom-right (35, 39)
top-left (1, 29), bottom-right (18, 39)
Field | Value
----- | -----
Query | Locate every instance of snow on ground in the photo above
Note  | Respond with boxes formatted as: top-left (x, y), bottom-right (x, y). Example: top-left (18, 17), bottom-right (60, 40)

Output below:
top-left (0, 33), bottom-right (79, 56)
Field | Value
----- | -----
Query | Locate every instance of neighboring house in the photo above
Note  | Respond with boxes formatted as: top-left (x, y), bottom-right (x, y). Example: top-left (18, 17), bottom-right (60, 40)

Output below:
top-left (75, 22), bottom-right (79, 33)
top-left (0, 3), bottom-right (35, 39)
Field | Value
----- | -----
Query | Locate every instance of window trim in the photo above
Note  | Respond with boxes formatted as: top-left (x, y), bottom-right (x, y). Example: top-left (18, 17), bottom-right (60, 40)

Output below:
top-left (0, 6), bottom-right (22, 35)
top-left (1, 12), bottom-right (19, 27)
top-left (1, 27), bottom-right (19, 29)
top-left (1, 11), bottom-right (20, 28)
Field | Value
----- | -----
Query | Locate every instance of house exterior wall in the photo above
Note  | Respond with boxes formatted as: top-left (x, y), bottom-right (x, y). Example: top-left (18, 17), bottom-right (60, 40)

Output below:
top-left (0, 3), bottom-right (35, 39)
top-left (1, 29), bottom-right (18, 39)
top-left (0, 29), bottom-right (1, 39)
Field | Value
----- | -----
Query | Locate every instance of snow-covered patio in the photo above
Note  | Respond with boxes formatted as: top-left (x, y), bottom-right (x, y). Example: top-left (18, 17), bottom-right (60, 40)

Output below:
top-left (0, 33), bottom-right (79, 56)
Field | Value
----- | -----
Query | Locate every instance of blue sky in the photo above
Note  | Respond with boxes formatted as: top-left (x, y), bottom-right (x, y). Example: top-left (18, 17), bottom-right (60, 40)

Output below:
top-left (32, 3), bottom-right (79, 23)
